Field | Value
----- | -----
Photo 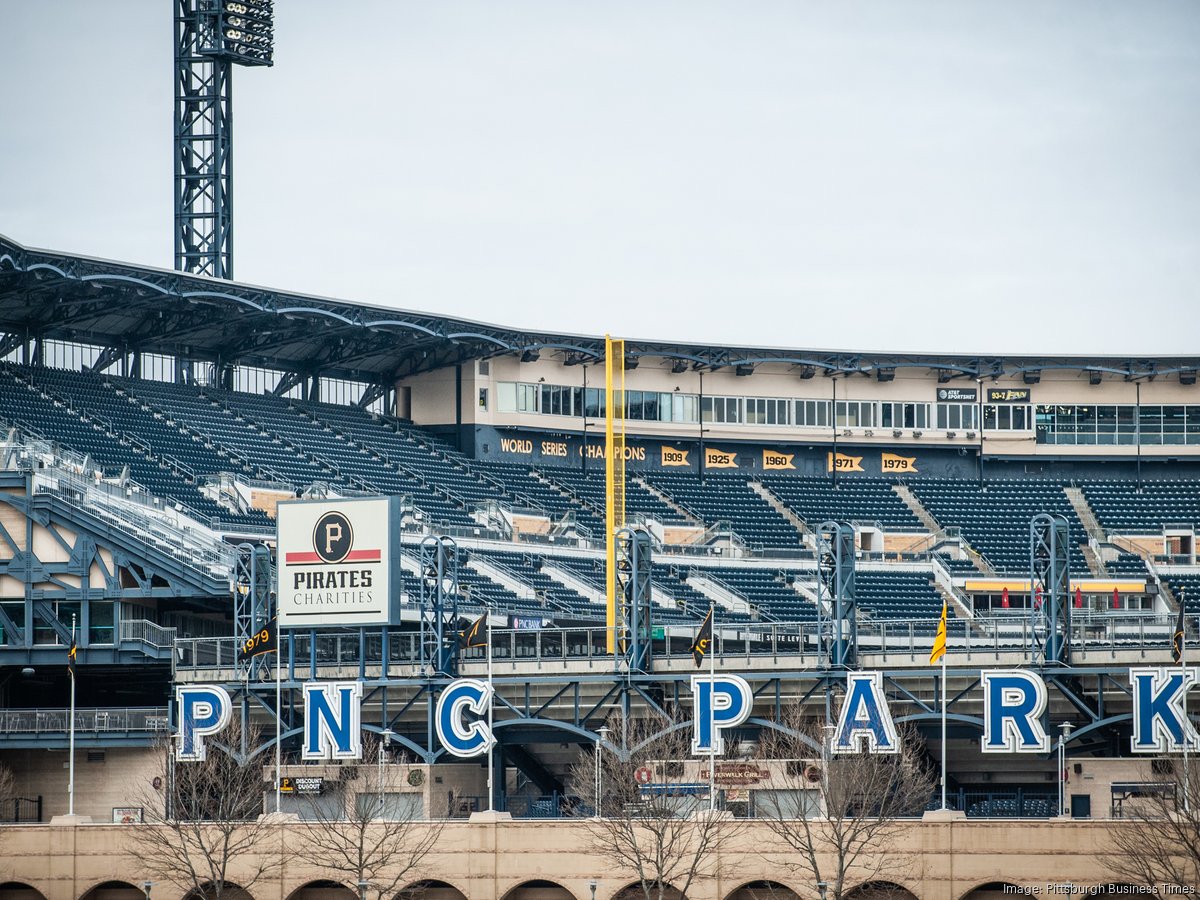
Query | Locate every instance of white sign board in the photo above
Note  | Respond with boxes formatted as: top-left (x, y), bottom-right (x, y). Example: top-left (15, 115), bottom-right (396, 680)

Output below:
top-left (276, 497), bottom-right (397, 627)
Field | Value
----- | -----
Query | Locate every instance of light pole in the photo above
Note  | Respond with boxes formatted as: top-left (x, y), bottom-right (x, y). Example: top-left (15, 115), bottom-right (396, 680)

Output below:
top-left (1058, 722), bottom-right (1074, 817)
top-left (357, 879), bottom-right (368, 900)
top-left (142, 882), bottom-right (153, 900)
top-left (817, 880), bottom-right (829, 900)
top-left (378, 728), bottom-right (393, 818)
top-left (594, 725), bottom-right (610, 816)
top-left (589, 880), bottom-right (597, 900)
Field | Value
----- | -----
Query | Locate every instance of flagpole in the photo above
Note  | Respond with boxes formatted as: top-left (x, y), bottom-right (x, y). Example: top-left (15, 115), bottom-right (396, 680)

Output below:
top-left (941, 651), bottom-right (947, 810)
top-left (700, 602), bottom-right (710, 816)
top-left (69, 613), bottom-right (76, 817)
top-left (275, 645), bottom-right (282, 814)
top-left (487, 610), bottom-right (495, 813)
top-left (1183, 588), bottom-right (1190, 813)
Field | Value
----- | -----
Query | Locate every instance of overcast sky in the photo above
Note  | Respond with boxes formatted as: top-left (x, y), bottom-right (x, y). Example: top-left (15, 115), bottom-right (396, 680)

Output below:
top-left (2, 2), bottom-right (1198, 355)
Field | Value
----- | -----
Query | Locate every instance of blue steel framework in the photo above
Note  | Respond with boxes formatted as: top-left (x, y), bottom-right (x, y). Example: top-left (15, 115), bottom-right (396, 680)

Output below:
top-left (0, 457), bottom-right (1189, 810)
top-left (176, 646), bottom-right (1165, 811)
top-left (1030, 513), bottom-right (1072, 666)
top-left (0, 470), bottom-right (226, 668)
top-left (162, 516), bottom-right (1181, 809)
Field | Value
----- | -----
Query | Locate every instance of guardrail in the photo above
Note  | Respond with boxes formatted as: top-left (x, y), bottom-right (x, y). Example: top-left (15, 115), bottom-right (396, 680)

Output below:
top-left (119, 618), bottom-right (178, 650)
top-left (0, 707), bottom-right (169, 734)
top-left (175, 611), bottom-right (1199, 672)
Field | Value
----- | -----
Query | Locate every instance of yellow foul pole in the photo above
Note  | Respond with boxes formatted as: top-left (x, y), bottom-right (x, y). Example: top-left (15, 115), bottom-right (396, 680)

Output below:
top-left (605, 335), bottom-right (626, 654)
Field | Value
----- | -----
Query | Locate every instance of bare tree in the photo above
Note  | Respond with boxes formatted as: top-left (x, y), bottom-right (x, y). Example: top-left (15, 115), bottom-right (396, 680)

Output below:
top-left (567, 712), bottom-right (742, 900)
top-left (753, 709), bottom-right (935, 900)
top-left (294, 735), bottom-right (444, 900)
top-left (1105, 755), bottom-right (1200, 889)
top-left (127, 719), bottom-right (280, 900)
top-left (0, 761), bottom-right (16, 819)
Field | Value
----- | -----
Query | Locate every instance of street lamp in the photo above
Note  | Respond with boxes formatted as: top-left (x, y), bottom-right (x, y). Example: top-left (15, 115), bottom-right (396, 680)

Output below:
top-left (589, 880), bottom-right (597, 900)
top-left (142, 882), bottom-right (153, 900)
top-left (594, 725), bottom-right (611, 816)
top-left (357, 880), bottom-right (368, 900)
top-left (1058, 722), bottom-right (1075, 817)
top-left (378, 728), bottom-right (393, 818)
top-left (817, 881), bottom-right (829, 900)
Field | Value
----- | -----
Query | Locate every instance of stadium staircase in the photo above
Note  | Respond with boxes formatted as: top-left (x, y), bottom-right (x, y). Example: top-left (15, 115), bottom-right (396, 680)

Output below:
top-left (1063, 486), bottom-right (1109, 577)
top-left (748, 480), bottom-right (809, 536)
top-left (632, 476), bottom-right (703, 527)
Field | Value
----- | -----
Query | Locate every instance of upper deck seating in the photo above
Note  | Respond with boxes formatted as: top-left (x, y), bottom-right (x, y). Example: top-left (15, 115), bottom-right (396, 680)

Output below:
top-left (759, 475), bottom-right (922, 530)
top-left (644, 472), bottom-right (802, 549)
top-left (1080, 479), bottom-right (1200, 533)
top-left (909, 479), bottom-right (1088, 574)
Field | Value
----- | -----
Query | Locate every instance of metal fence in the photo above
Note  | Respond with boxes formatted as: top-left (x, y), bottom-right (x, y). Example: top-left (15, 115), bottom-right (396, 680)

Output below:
top-left (0, 707), bottom-right (169, 734)
top-left (175, 611), bottom-right (1198, 672)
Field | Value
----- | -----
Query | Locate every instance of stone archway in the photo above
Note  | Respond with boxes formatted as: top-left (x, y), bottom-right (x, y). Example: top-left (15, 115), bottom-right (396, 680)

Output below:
top-left (723, 881), bottom-right (803, 900)
top-left (0, 883), bottom-right (48, 900)
top-left (395, 882), bottom-right (469, 900)
top-left (613, 885), bottom-right (687, 900)
top-left (959, 884), bottom-right (1023, 900)
top-left (284, 882), bottom-right (354, 900)
top-left (79, 882), bottom-right (146, 900)
top-left (844, 883), bottom-right (919, 900)
top-left (500, 881), bottom-right (578, 900)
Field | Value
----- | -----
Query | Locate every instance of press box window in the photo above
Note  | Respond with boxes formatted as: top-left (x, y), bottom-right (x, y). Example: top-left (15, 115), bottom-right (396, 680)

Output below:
top-left (983, 405), bottom-right (1030, 431)
top-left (880, 402), bottom-right (929, 429)
top-left (936, 403), bottom-right (978, 430)
top-left (794, 400), bottom-right (830, 428)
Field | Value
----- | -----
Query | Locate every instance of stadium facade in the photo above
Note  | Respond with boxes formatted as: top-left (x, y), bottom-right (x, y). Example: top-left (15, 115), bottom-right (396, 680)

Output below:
top-left (0, 233), bottom-right (1198, 899)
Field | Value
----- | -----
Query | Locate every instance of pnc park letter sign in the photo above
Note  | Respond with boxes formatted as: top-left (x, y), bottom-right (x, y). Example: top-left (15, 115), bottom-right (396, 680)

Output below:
top-left (174, 668), bottom-right (1200, 762)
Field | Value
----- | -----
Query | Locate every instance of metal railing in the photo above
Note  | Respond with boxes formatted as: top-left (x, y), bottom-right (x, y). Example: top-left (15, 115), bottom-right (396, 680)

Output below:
top-left (119, 618), bottom-right (179, 650)
top-left (174, 611), bottom-right (1200, 672)
top-left (0, 707), bottom-right (169, 734)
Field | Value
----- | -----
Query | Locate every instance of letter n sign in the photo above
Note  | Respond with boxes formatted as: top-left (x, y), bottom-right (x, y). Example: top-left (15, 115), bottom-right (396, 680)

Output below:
top-left (303, 682), bottom-right (363, 760)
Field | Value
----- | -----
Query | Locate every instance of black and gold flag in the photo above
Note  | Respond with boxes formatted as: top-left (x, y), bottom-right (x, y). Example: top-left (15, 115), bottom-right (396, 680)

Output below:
top-left (690, 606), bottom-right (714, 668)
top-left (238, 617), bottom-right (278, 661)
top-left (67, 638), bottom-right (77, 678)
top-left (1172, 601), bottom-right (1186, 665)
top-left (460, 613), bottom-right (488, 649)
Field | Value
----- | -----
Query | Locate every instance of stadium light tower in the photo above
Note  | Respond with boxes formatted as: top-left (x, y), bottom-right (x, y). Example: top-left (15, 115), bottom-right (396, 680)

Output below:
top-left (174, 0), bottom-right (274, 279)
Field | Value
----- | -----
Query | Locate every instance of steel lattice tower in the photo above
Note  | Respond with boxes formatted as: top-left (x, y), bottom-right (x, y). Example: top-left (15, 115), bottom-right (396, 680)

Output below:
top-left (174, 0), bottom-right (273, 279)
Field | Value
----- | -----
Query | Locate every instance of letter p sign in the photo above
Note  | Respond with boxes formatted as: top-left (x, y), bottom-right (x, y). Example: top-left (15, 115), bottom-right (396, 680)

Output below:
top-left (692, 675), bottom-right (753, 755)
top-left (176, 685), bottom-right (232, 761)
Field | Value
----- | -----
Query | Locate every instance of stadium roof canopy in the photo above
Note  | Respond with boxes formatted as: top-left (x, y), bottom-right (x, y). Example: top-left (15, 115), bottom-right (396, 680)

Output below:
top-left (1, 233), bottom-right (1196, 389)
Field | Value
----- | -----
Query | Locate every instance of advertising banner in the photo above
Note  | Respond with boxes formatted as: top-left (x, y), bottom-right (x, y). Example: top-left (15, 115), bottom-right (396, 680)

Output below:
top-left (936, 387), bottom-right (978, 403)
top-left (987, 388), bottom-right (1031, 403)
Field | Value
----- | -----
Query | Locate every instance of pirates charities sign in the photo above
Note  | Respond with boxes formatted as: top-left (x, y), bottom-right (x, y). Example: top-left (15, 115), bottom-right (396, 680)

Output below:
top-left (275, 497), bottom-right (402, 628)
top-left (174, 668), bottom-right (1200, 761)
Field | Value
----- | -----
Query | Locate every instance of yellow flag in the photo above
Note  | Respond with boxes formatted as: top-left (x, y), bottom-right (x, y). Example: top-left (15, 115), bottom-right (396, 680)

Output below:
top-left (930, 599), bottom-right (947, 665)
